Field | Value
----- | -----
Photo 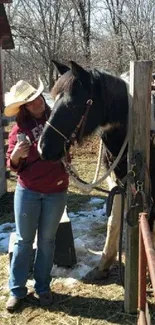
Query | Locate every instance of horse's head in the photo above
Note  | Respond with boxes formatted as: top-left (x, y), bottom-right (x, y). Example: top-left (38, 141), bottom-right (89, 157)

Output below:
top-left (38, 61), bottom-right (96, 161)
top-left (38, 61), bottom-right (129, 161)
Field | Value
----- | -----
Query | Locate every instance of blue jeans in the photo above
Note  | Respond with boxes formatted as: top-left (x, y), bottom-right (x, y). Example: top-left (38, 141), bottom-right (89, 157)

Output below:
top-left (9, 183), bottom-right (67, 298)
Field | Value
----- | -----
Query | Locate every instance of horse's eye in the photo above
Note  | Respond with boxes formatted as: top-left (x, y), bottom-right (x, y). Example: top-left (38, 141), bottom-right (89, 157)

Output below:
top-left (66, 103), bottom-right (77, 117)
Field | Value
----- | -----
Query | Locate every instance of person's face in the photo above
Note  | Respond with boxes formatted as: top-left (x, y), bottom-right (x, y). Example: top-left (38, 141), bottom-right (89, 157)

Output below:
top-left (26, 95), bottom-right (45, 118)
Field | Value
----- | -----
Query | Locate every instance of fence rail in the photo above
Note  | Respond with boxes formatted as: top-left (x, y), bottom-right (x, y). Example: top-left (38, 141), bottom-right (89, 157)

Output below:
top-left (138, 213), bottom-right (155, 325)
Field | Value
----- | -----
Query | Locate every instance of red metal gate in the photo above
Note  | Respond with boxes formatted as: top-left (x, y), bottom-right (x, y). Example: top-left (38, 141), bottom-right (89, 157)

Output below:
top-left (138, 213), bottom-right (155, 324)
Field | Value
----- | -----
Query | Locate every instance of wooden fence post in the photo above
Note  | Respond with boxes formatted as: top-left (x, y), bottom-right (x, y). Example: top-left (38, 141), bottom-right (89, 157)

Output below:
top-left (124, 61), bottom-right (152, 313)
top-left (0, 42), bottom-right (7, 198)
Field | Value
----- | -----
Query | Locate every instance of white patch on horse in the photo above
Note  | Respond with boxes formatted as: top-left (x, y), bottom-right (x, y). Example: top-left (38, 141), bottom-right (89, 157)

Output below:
top-left (99, 174), bottom-right (125, 271)
top-left (37, 137), bottom-right (42, 155)
top-left (50, 93), bottom-right (61, 109)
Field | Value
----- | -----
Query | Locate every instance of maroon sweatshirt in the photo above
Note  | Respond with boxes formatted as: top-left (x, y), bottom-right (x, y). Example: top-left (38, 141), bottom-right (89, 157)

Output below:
top-left (6, 119), bottom-right (69, 193)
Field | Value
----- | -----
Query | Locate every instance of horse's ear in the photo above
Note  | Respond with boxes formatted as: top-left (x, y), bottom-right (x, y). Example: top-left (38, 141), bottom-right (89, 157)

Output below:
top-left (69, 61), bottom-right (89, 80)
top-left (52, 60), bottom-right (70, 75)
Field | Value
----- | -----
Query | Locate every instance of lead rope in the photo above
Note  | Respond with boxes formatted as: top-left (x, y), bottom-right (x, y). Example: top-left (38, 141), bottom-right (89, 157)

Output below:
top-left (62, 131), bottom-right (128, 193)
top-left (92, 137), bottom-right (104, 183)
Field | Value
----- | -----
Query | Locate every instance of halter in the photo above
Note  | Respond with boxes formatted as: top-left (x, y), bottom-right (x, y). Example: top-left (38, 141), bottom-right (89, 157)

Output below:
top-left (45, 98), bottom-right (93, 148)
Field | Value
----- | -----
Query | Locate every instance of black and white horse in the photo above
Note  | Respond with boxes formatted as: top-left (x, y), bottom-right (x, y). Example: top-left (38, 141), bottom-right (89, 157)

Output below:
top-left (38, 61), bottom-right (155, 278)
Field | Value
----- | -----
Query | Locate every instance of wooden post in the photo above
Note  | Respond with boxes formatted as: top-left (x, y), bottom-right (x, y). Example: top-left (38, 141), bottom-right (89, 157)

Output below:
top-left (124, 61), bottom-right (152, 313)
top-left (0, 42), bottom-right (7, 198)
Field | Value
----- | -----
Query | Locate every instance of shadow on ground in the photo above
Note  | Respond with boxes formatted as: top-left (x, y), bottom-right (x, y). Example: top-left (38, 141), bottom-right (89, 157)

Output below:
top-left (13, 291), bottom-right (138, 325)
top-left (81, 261), bottom-right (125, 287)
top-left (0, 191), bottom-right (14, 223)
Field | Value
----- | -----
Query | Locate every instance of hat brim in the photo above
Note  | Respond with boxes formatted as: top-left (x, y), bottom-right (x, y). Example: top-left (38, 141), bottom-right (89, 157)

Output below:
top-left (4, 79), bottom-right (44, 117)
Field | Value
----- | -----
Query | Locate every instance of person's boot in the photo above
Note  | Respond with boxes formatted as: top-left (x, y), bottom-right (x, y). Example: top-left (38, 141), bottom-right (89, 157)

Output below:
top-left (6, 295), bottom-right (23, 312)
top-left (39, 291), bottom-right (53, 306)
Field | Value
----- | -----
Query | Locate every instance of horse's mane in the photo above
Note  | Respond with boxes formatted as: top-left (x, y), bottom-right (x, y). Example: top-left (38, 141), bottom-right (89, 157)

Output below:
top-left (51, 71), bottom-right (75, 99)
top-left (51, 67), bottom-right (128, 126)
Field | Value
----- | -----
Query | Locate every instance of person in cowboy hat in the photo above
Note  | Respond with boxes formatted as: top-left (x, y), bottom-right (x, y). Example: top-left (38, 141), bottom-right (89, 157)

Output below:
top-left (5, 79), bottom-right (69, 311)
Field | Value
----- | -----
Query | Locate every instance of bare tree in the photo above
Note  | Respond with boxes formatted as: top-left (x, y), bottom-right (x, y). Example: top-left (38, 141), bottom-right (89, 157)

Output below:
top-left (102, 0), bottom-right (125, 74)
top-left (122, 0), bottom-right (155, 61)
top-left (4, 0), bottom-right (72, 89)
top-left (3, 0), bottom-right (155, 89)
top-left (70, 0), bottom-right (91, 66)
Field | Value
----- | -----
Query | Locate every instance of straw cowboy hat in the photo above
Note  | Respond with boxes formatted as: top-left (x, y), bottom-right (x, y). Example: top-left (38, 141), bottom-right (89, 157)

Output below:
top-left (4, 78), bottom-right (44, 117)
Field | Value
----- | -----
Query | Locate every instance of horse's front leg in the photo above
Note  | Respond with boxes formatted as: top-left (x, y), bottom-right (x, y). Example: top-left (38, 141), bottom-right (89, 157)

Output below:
top-left (84, 174), bottom-right (124, 281)
top-left (98, 175), bottom-right (122, 273)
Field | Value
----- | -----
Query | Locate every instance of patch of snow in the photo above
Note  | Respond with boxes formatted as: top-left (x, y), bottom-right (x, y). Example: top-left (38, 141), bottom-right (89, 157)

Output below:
top-left (0, 223), bottom-right (15, 232)
top-left (0, 197), bottom-right (107, 284)
top-left (89, 197), bottom-right (105, 205)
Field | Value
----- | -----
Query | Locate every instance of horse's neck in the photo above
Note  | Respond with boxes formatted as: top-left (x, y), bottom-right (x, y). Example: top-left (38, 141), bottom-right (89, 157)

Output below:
top-left (95, 71), bottom-right (129, 127)
top-left (83, 71), bottom-right (129, 139)
top-left (102, 126), bottom-right (127, 158)
top-left (92, 71), bottom-right (129, 156)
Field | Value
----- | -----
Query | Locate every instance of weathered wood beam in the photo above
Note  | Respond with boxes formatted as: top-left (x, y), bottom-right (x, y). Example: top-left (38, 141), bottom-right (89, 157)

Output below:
top-left (124, 60), bottom-right (152, 313)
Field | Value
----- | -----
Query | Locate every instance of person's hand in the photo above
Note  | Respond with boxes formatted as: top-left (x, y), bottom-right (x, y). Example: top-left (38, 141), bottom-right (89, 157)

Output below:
top-left (10, 140), bottom-right (30, 167)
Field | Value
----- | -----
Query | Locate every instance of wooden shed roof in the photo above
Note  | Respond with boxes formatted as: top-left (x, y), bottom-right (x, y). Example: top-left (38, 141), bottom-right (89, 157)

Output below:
top-left (0, 1), bottom-right (14, 49)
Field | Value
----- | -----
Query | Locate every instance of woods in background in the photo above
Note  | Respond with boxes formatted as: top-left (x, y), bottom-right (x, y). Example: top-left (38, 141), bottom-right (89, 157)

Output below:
top-left (3, 0), bottom-right (155, 91)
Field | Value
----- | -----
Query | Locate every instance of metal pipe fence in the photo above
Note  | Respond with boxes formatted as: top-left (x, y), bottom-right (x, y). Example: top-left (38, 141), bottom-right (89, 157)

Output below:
top-left (138, 213), bottom-right (155, 324)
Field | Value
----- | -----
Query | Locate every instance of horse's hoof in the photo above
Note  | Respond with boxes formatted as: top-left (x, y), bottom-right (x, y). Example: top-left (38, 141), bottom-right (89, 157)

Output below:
top-left (82, 266), bottom-right (109, 281)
